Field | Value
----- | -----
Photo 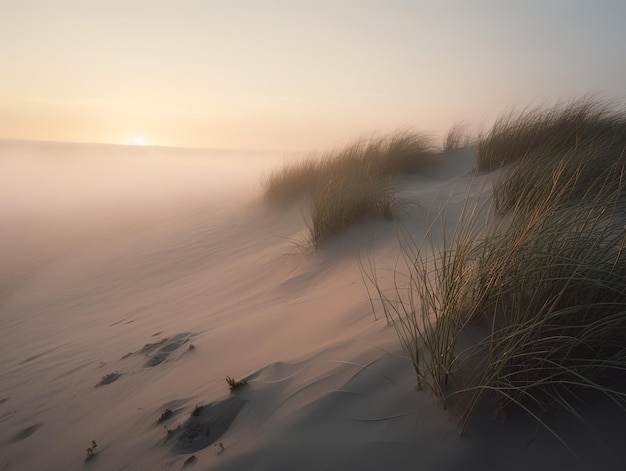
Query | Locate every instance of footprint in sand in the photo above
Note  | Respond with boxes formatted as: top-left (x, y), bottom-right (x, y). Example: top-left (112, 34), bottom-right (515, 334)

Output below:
top-left (143, 333), bottom-right (193, 367)
top-left (101, 333), bottom-right (195, 389)
top-left (132, 332), bottom-right (194, 367)
top-left (165, 396), bottom-right (246, 454)
top-left (120, 332), bottom-right (194, 367)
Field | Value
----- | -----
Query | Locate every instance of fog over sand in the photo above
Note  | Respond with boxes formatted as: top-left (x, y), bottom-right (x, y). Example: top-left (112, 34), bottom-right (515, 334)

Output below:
top-left (0, 141), bottom-right (277, 302)
top-left (1, 140), bottom-right (625, 470)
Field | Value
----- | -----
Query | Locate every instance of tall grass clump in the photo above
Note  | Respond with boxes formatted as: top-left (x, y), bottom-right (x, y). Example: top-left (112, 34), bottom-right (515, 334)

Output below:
top-left (311, 174), bottom-right (395, 247)
top-left (477, 98), bottom-right (626, 172)
top-left (360, 187), bottom-right (491, 399)
top-left (443, 122), bottom-right (474, 152)
top-left (264, 131), bottom-right (435, 247)
top-left (263, 157), bottom-right (318, 205)
top-left (364, 117), bottom-right (626, 440)
top-left (453, 197), bottom-right (626, 433)
top-left (493, 141), bottom-right (626, 216)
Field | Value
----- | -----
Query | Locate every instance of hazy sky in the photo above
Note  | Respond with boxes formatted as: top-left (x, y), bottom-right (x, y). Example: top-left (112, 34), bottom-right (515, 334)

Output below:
top-left (2, 0), bottom-right (626, 150)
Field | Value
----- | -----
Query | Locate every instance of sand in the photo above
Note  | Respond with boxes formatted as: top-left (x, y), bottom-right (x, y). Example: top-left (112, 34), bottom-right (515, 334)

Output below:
top-left (1, 141), bottom-right (625, 470)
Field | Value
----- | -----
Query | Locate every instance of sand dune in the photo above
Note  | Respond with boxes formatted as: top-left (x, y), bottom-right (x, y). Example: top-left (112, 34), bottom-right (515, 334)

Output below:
top-left (1, 140), bottom-right (625, 470)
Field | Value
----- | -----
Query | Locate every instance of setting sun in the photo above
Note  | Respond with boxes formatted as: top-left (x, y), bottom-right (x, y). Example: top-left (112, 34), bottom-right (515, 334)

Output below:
top-left (132, 136), bottom-right (146, 146)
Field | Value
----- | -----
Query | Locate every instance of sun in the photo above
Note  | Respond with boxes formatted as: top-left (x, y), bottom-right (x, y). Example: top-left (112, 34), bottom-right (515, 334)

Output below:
top-left (132, 136), bottom-right (146, 146)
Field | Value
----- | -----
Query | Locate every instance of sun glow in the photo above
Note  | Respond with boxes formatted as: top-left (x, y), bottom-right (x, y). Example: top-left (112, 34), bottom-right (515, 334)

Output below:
top-left (132, 136), bottom-right (146, 146)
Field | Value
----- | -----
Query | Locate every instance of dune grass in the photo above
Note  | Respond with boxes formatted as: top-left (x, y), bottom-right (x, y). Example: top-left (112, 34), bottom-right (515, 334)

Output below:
top-left (477, 98), bottom-right (626, 172)
top-left (361, 184), bottom-right (491, 401)
top-left (443, 122), bottom-right (474, 152)
top-left (310, 173), bottom-right (395, 247)
top-left (263, 157), bottom-right (318, 206)
top-left (493, 140), bottom-right (626, 216)
top-left (363, 110), bottom-right (626, 439)
top-left (264, 132), bottom-right (435, 247)
top-left (464, 196), bottom-right (626, 394)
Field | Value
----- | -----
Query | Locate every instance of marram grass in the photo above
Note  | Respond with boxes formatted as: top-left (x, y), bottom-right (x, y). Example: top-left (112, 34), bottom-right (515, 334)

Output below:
top-left (443, 121), bottom-right (475, 153)
top-left (477, 97), bottom-right (626, 172)
top-left (363, 102), bottom-right (626, 444)
top-left (264, 131), bottom-right (435, 248)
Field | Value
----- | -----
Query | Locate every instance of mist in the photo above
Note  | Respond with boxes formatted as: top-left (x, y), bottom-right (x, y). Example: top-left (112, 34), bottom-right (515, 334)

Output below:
top-left (0, 140), bottom-right (282, 292)
top-left (1, 140), bottom-right (280, 218)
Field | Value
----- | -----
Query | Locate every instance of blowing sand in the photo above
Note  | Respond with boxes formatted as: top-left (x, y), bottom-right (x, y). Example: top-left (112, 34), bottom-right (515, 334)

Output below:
top-left (1, 141), bottom-right (625, 470)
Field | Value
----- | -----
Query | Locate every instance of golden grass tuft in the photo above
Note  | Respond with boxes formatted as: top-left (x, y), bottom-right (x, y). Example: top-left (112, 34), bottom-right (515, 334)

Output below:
top-left (363, 108), bottom-right (626, 440)
top-left (263, 157), bottom-right (318, 206)
top-left (443, 122), bottom-right (474, 152)
top-left (477, 97), bottom-right (626, 172)
top-left (264, 131), bottom-right (436, 247)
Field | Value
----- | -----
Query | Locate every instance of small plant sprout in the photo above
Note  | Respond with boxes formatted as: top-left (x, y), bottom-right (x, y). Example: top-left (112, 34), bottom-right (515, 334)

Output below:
top-left (85, 440), bottom-right (98, 461)
top-left (190, 403), bottom-right (204, 416)
top-left (225, 376), bottom-right (247, 392)
top-left (158, 408), bottom-right (173, 423)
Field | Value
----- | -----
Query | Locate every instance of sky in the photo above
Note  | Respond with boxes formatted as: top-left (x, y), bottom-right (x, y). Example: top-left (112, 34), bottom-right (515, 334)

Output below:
top-left (2, 0), bottom-right (626, 151)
